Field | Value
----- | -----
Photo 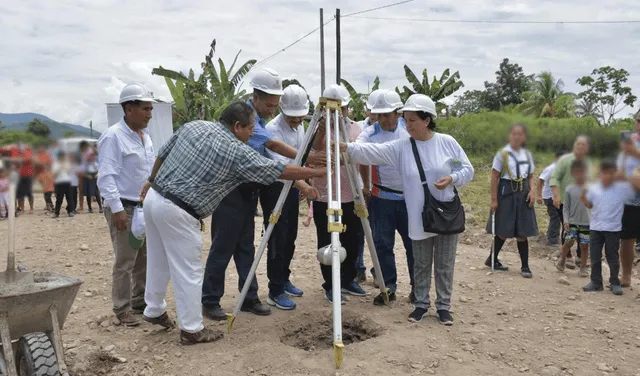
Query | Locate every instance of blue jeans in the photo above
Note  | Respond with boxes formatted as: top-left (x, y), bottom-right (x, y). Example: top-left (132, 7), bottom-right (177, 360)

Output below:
top-left (367, 196), bottom-right (414, 293)
top-left (356, 232), bottom-right (366, 274)
top-left (201, 184), bottom-right (260, 308)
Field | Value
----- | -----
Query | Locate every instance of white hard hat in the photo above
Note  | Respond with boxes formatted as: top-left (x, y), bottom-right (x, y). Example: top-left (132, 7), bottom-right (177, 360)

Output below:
top-left (280, 85), bottom-right (310, 117)
top-left (119, 83), bottom-right (156, 104)
top-left (249, 68), bottom-right (284, 95)
top-left (398, 94), bottom-right (437, 119)
top-left (323, 84), bottom-right (350, 107)
top-left (370, 89), bottom-right (403, 114)
top-left (366, 89), bottom-right (383, 111)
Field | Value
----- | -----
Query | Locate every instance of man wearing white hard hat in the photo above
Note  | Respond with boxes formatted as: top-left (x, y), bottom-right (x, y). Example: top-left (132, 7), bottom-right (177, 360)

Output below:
top-left (202, 68), bottom-right (325, 320)
top-left (360, 89), bottom-right (382, 130)
top-left (98, 83), bottom-right (156, 326)
top-left (311, 84), bottom-right (367, 303)
top-left (260, 85), bottom-right (320, 310)
top-left (356, 90), bottom-right (415, 305)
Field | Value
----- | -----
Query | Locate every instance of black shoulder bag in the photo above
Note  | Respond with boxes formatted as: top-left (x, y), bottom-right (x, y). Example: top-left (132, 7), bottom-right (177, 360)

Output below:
top-left (409, 137), bottom-right (466, 235)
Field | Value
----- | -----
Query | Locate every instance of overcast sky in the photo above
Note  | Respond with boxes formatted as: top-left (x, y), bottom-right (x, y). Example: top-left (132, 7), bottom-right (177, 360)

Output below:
top-left (1, 0), bottom-right (639, 131)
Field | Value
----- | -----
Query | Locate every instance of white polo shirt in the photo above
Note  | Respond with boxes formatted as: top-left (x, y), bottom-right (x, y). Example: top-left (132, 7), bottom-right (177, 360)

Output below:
top-left (266, 114), bottom-right (305, 183)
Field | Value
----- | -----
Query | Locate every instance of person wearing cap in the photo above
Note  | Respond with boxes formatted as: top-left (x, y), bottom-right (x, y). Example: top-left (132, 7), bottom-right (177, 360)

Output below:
top-left (354, 88), bottom-right (382, 283)
top-left (97, 83), bottom-right (156, 327)
top-left (356, 89), bottom-right (415, 305)
top-left (139, 101), bottom-right (326, 345)
top-left (261, 85), bottom-right (320, 310)
top-left (201, 68), bottom-right (325, 320)
top-left (339, 94), bottom-right (474, 325)
top-left (311, 84), bottom-right (367, 303)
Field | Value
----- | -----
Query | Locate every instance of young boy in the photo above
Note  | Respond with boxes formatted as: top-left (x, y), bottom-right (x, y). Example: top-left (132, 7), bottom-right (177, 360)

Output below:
top-left (581, 160), bottom-right (640, 295)
top-left (556, 160), bottom-right (590, 277)
top-left (51, 152), bottom-right (73, 218)
top-left (538, 150), bottom-right (565, 247)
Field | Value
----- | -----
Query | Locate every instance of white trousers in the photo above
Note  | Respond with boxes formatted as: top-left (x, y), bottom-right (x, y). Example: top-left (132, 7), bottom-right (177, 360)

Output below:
top-left (143, 188), bottom-right (204, 333)
top-left (0, 192), bottom-right (9, 217)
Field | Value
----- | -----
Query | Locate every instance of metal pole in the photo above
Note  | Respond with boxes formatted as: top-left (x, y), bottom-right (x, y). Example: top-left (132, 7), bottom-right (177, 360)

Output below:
top-left (320, 8), bottom-right (326, 94)
top-left (335, 8), bottom-right (341, 84)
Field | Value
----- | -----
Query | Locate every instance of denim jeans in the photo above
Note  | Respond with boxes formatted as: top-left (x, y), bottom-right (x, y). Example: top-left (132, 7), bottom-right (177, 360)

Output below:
top-left (261, 182), bottom-right (299, 296)
top-left (544, 198), bottom-right (562, 245)
top-left (201, 185), bottom-right (260, 308)
top-left (356, 234), bottom-right (366, 274)
top-left (589, 230), bottom-right (621, 287)
top-left (367, 196), bottom-right (414, 293)
top-left (412, 234), bottom-right (459, 311)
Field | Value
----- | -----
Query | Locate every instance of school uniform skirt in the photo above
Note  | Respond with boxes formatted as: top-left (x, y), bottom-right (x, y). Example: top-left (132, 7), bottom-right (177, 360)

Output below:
top-left (486, 179), bottom-right (538, 239)
top-left (83, 173), bottom-right (99, 197)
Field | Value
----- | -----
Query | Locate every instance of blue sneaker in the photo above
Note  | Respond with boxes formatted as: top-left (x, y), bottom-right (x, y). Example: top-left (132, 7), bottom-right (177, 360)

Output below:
top-left (341, 281), bottom-right (367, 297)
top-left (324, 290), bottom-right (346, 305)
top-left (284, 282), bottom-right (304, 297)
top-left (266, 293), bottom-right (296, 310)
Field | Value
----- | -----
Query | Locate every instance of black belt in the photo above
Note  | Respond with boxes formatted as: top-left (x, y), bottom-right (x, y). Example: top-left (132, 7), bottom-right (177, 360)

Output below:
top-left (121, 199), bottom-right (140, 207)
top-left (373, 183), bottom-right (403, 195)
top-left (151, 183), bottom-right (201, 221)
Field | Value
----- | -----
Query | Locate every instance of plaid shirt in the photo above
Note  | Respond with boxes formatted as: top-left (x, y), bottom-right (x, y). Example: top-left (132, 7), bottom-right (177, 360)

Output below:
top-left (154, 120), bottom-right (285, 218)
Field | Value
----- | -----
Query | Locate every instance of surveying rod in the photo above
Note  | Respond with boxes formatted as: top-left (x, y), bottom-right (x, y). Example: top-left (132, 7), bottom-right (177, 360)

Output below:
top-left (226, 109), bottom-right (323, 333)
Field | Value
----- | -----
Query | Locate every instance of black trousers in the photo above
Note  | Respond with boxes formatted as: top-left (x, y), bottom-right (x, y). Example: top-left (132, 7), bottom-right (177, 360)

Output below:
top-left (54, 182), bottom-right (71, 215)
top-left (589, 230), bottom-right (621, 287)
top-left (69, 186), bottom-right (78, 213)
top-left (313, 201), bottom-right (363, 292)
top-left (261, 182), bottom-right (299, 296)
top-left (44, 192), bottom-right (53, 209)
top-left (202, 184), bottom-right (260, 308)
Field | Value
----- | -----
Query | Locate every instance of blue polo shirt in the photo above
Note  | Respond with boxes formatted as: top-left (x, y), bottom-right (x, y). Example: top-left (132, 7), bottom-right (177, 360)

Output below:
top-left (246, 99), bottom-right (272, 157)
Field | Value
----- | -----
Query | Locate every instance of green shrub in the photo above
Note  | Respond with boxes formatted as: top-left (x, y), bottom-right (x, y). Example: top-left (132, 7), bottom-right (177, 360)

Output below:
top-left (438, 112), bottom-right (622, 158)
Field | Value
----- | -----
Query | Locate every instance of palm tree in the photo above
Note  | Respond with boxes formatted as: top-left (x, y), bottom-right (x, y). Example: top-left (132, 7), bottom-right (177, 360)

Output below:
top-left (152, 39), bottom-right (256, 128)
top-left (396, 66), bottom-right (464, 112)
top-left (575, 98), bottom-right (602, 123)
top-left (340, 76), bottom-right (380, 121)
top-left (519, 72), bottom-right (564, 117)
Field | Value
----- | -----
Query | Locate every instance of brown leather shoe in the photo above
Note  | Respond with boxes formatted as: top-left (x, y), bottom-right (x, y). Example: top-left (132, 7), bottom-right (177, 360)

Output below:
top-left (143, 312), bottom-right (176, 329)
top-left (180, 327), bottom-right (224, 346)
top-left (116, 311), bottom-right (141, 327)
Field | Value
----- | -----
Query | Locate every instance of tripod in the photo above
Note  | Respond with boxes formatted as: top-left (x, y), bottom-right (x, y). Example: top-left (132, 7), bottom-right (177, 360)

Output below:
top-left (225, 98), bottom-right (390, 369)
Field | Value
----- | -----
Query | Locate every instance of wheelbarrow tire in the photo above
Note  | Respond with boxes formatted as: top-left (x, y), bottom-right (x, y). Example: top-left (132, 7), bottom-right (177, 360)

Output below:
top-left (16, 332), bottom-right (60, 376)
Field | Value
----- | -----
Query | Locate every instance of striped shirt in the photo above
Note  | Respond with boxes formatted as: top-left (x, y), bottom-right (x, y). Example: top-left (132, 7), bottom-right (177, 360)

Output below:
top-left (154, 120), bottom-right (285, 218)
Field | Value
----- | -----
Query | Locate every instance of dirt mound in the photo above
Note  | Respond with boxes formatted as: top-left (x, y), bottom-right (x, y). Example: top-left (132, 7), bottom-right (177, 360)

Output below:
top-left (68, 350), bottom-right (123, 376)
top-left (280, 310), bottom-right (383, 351)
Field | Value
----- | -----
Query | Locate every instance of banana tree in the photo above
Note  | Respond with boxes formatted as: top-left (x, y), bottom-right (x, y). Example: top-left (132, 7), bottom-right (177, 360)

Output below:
top-left (152, 39), bottom-right (256, 128)
top-left (397, 66), bottom-right (464, 113)
top-left (340, 76), bottom-right (380, 121)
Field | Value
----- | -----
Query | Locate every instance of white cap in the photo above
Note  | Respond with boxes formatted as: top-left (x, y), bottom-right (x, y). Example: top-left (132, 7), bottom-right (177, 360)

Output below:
top-left (370, 89), bottom-right (403, 114)
top-left (366, 89), bottom-right (383, 111)
top-left (323, 84), bottom-right (350, 107)
top-left (119, 84), bottom-right (156, 104)
top-left (280, 85), bottom-right (310, 117)
top-left (249, 68), bottom-right (284, 95)
top-left (398, 94), bottom-right (437, 119)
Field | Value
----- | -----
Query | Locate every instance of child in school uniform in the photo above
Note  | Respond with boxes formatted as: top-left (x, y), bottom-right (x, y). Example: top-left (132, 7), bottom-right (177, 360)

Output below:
top-left (68, 155), bottom-right (81, 215)
top-left (51, 152), bottom-right (73, 218)
top-left (0, 168), bottom-right (9, 219)
top-left (556, 160), bottom-right (590, 277)
top-left (485, 123), bottom-right (538, 278)
top-left (581, 160), bottom-right (640, 295)
top-left (81, 152), bottom-right (103, 213)
top-left (537, 150), bottom-right (565, 247)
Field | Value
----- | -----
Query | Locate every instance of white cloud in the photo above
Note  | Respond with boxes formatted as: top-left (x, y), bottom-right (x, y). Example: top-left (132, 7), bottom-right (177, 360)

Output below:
top-left (1, 0), bottom-right (639, 131)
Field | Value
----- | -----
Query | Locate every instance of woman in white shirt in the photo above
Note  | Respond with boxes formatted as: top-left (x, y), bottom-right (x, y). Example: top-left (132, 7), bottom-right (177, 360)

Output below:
top-left (340, 94), bottom-right (474, 325)
top-left (485, 123), bottom-right (538, 278)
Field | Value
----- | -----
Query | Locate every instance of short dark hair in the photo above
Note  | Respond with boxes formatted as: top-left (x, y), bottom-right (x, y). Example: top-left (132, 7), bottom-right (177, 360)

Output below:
top-left (121, 100), bottom-right (142, 112)
top-left (253, 89), bottom-right (275, 100)
top-left (79, 141), bottom-right (89, 150)
top-left (571, 159), bottom-right (586, 171)
top-left (600, 158), bottom-right (617, 172)
top-left (509, 122), bottom-right (528, 135)
top-left (414, 111), bottom-right (437, 130)
top-left (219, 101), bottom-right (255, 128)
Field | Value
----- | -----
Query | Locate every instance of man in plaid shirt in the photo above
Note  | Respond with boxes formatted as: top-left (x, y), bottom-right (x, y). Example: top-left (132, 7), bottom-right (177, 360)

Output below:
top-left (140, 101), bottom-right (325, 345)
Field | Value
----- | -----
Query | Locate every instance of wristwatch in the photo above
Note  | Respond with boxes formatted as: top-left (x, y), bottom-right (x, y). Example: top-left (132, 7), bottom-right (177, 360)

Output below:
top-left (147, 176), bottom-right (155, 184)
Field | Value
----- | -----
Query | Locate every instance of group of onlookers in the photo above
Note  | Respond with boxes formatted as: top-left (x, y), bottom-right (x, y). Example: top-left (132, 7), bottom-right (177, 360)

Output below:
top-left (0, 140), bottom-right (102, 218)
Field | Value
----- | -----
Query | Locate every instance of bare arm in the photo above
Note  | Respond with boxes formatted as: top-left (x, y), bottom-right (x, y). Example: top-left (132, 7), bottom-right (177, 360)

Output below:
top-left (490, 170), bottom-right (500, 208)
top-left (280, 165), bottom-right (325, 181)
top-left (580, 188), bottom-right (593, 209)
top-left (359, 165), bottom-right (370, 189)
top-left (537, 178), bottom-right (544, 201)
top-left (265, 139), bottom-right (297, 159)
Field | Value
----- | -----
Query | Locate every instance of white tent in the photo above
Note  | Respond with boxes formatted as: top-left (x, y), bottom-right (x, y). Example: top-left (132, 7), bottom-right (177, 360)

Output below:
top-left (105, 102), bottom-right (174, 155)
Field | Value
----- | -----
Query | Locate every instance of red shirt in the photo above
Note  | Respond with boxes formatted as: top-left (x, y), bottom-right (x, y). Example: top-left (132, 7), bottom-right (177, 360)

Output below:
top-left (34, 152), bottom-right (52, 176)
top-left (9, 146), bottom-right (34, 177)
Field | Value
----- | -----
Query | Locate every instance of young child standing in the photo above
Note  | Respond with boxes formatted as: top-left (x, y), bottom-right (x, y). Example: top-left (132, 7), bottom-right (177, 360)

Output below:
top-left (556, 160), bottom-right (590, 277)
top-left (581, 160), bottom-right (640, 295)
top-left (485, 123), bottom-right (538, 278)
top-left (68, 155), bottom-right (81, 215)
top-left (82, 152), bottom-right (102, 213)
top-left (38, 166), bottom-right (55, 213)
top-left (538, 150), bottom-right (564, 247)
top-left (51, 152), bottom-right (73, 218)
top-left (0, 168), bottom-right (9, 219)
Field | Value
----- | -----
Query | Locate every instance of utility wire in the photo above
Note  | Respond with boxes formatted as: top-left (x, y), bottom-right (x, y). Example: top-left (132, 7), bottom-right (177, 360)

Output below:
top-left (342, 0), bottom-right (415, 18)
top-left (255, 17), bottom-right (335, 67)
top-left (349, 16), bottom-right (640, 24)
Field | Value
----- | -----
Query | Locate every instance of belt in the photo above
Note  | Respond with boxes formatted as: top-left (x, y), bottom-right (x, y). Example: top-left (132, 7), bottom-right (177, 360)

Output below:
top-left (373, 183), bottom-right (403, 195)
top-left (151, 183), bottom-right (201, 222)
top-left (121, 199), bottom-right (140, 207)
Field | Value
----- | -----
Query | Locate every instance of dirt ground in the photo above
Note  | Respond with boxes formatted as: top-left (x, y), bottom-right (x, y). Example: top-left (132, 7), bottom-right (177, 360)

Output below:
top-left (2, 201), bottom-right (640, 376)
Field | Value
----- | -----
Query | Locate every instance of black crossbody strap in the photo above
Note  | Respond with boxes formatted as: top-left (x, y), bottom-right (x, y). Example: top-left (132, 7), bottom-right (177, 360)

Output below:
top-left (409, 138), bottom-right (430, 206)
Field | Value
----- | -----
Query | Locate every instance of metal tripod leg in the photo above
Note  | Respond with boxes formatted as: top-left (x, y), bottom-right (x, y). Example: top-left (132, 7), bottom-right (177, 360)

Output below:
top-left (226, 109), bottom-right (323, 333)
top-left (337, 118), bottom-right (390, 305)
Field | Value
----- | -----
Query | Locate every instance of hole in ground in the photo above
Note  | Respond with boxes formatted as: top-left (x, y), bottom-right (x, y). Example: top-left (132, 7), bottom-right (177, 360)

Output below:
top-left (280, 310), bottom-right (383, 351)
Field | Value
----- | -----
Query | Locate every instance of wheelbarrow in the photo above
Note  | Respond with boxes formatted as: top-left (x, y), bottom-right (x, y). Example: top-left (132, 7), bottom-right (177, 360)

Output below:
top-left (0, 160), bottom-right (82, 375)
